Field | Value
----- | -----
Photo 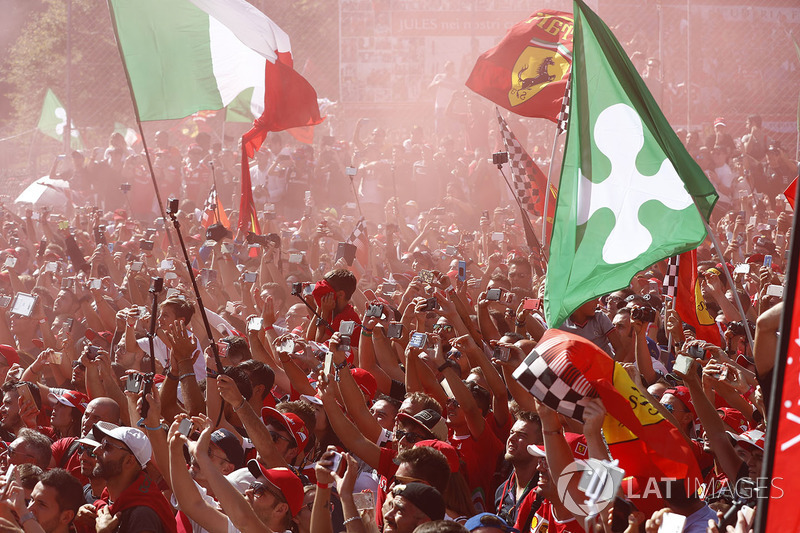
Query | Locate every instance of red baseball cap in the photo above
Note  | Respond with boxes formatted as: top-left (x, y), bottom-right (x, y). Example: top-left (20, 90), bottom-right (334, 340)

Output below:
top-left (717, 407), bottom-right (749, 433)
top-left (663, 386), bottom-right (696, 418)
top-left (414, 439), bottom-right (460, 473)
top-left (350, 368), bottom-right (377, 401)
top-left (48, 390), bottom-right (90, 413)
top-left (261, 407), bottom-right (309, 452)
top-left (0, 345), bottom-right (19, 367)
top-left (528, 432), bottom-right (588, 460)
top-left (727, 429), bottom-right (765, 452)
top-left (246, 462), bottom-right (304, 516)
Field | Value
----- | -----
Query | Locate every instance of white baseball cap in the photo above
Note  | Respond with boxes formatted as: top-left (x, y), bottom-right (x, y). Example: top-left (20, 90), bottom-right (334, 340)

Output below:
top-left (92, 421), bottom-right (153, 468)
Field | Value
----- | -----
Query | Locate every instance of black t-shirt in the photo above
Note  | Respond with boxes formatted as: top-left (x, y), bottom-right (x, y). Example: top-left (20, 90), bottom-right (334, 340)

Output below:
top-left (118, 506), bottom-right (166, 533)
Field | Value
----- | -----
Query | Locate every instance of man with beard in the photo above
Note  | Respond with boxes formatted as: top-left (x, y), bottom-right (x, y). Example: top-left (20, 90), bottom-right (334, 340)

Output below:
top-left (495, 411), bottom-right (542, 524)
top-left (75, 436), bottom-right (106, 503)
top-left (15, 468), bottom-right (85, 533)
top-left (79, 422), bottom-right (176, 533)
top-left (50, 397), bottom-right (120, 484)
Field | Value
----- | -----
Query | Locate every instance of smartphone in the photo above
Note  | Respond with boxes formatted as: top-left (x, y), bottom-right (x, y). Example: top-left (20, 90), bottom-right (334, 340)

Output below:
top-left (247, 317), bottom-right (263, 332)
top-left (327, 451), bottom-right (346, 476)
top-left (386, 323), bottom-right (403, 339)
top-left (457, 260), bottom-right (467, 282)
top-left (243, 271), bottom-right (258, 283)
top-left (0, 295), bottom-right (11, 308)
top-left (339, 320), bottom-right (356, 348)
top-left (610, 497), bottom-right (635, 533)
top-left (3, 257), bottom-right (17, 269)
top-left (16, 383), bottom-right (35, 409)
top-left (766, 284), bottom-right (783, 298)
top-left (160, 259), bottom-right (174, 270)
top-left (419, 270), bottom-right (435, 284)
top-left (89, 279), bottom-right (102, 290)
top-left (86, 345), bottom-right (101, 361)
top-left (687, 345), bottom-right (705, 359)
top-left (523, 298), bottom-right (541, 311)
top-left (323, 351), bottom-right (333, 376)
top-left (763, 255), bottom-right (773, 268)
top-left (345, 166), bottom-right (357, 177)
top-left (423, 297), bottom-right (439, 311)
top-left (445, 245), bottom-right (457, 257)
top-left (58, 220), bottom-right (70, 230)
top-left (63, 317), bottom-right (74, 331)
top-left (10, 293), bottom-right (37, 317)
top-left (658, 512), bottom-right (686, 533)
top-left (733, 263), bottom-right (750, 274)
top-left (288, 253), bottom-right (303, 265)
top-left (177, 418), bottom-right (193, 437)
top-left (491, 232), bottom-right (504, 242)
top-left (335, 242), bottom-right (357, 266)
top-left (129, 261), bottom-right (143, 273)
top-left (45, 262), bottom-right (59, 273)
top-left (486, 288), bottom-right (503, 301)
top-left (749, 215), bottom-right (757, 226)
top-left (409, 332), bottom-right (427, 349)
top-left (303, 284), bottom-right (314, 297)
top-left (140, 240), bottom-right (154, 251)
top-left (125, 374), bottom-right (143, 394)
top-left (216, 341), bottom-right (230, 358)
top-left (166, 288), bottom-right (181, 299)
top-left (382, 282), bottom-right (397, 294)
top-left (279, 338), bottom-right (296, 355)
top-left (673, 354), bottom-right (694, 375)
top-left (365, 304), bottom-right (383, 319)
top-left (492, 346), bottom-right (510, 361)
top-left (221, 243), bottom-right (234, 255)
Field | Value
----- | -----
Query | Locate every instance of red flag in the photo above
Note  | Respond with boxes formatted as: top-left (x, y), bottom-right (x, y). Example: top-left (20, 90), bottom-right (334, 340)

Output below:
top-left (672, 250), bottom-right (722, 345)
top-left (202, 186), bottom-right (230, 229)
top-left (466, 10), bottom-right (573, 122)
top-left (784, 176), bottom-right (797, 208)
top-left (238, 38), bottom-right (323, 235)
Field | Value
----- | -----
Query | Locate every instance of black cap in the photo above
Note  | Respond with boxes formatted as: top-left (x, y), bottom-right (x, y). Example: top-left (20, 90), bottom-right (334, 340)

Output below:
top-left (391, 482), bottom-right (445, 521)
top-left (210, 428), bottom-right (245, 470)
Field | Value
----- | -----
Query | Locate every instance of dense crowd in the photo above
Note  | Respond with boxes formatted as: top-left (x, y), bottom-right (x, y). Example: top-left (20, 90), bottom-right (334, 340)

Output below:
top-left (0, 102), bottom-right (794, 533)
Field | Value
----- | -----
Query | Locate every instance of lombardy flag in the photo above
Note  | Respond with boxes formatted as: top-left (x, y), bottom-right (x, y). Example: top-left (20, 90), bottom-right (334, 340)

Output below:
top-left (513, 330), bottom-right (702, 484)
top-left (543, 0), bottom-right (718, 327)
top-left (466, 10), bottom-right (573, 121)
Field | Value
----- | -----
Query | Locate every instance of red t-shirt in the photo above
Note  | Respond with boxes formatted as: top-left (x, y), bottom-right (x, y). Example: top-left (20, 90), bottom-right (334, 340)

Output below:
top-left (515, 496), bottom-right (585, 533)
top-left (375, 446), bottom-right (399, 529)
top-left (52, 437), bottom-right (88, 484)
top-left (449, 426), bottom-right (504, 512)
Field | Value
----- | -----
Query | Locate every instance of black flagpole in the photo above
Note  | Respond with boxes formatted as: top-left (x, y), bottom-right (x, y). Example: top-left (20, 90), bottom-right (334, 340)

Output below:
top-left (107, 0), bottom-right (173, 246)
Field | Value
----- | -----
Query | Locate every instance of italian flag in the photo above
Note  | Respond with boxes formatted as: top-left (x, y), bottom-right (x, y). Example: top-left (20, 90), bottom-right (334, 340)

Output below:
top-left (108, 0), bottom-right (323, 235)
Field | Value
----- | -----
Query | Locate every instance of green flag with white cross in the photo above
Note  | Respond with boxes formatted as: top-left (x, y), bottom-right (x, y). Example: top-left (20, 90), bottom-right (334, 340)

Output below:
top-left (37, 88), bottom-right (83, 149)
top-left (543, 0), bottom-right (718, 328)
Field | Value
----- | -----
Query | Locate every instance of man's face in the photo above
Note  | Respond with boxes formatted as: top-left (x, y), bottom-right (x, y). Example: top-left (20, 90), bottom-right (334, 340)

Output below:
top-left (78, 444), bottom-right (97, 478)
top-left (190, 442), bottom-right (234, 483)
top-left (81, 400), bottom-right (117, 437)
top-left (612, 312), bottom-right (632, 337)
top-left (508, 264), bottom-right (531, 290)
top-left (157, 305), bottom-right (179, 332)
top-left (432, 317), bottom-right (455, 342)
top-left (28, 484), bottom-right (67, 533)
top-left (660, 394), bottom-right (692, 430)
top-left (285, 304), bottom-right (309, 330)
top-left (246, 481), bottom-right (285, 528)
top-left (370, 400), bottom-right (397, 432)
top-left (266, 423), bottom-right (297, 463)
top-left (50, 403), bottom-right (74, 431)
top-left (735, 444), bottom-right (763, 479)
top-left (92, 438), bottom-right (129, 479)
top-left (53, 290), bottom-right (76, 316)
top-left (393, 420), bottom-right (428, 453)
top-left (1, 389), bottom-right (21, 430)
top-left (6, 437), bottom-right (38, 467)
top-left (383, 494), bottom-right (429, 533)
top-left (505, 420), bottom-right (541, 463)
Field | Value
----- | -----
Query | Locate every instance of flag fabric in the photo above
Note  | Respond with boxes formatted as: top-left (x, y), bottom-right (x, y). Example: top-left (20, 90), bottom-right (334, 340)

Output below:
top-left (664, 251), bottom-right (722, 345)
top-left (201, 185), bottom-right (231, 229)
top-left (37, 89), bottom-right (82, 149)
top-left (466, 10), bottom-right (573, 122)
top-left (543, 0), bottom-right (718, 328)
top-left (513, 329), bottom-right (702, 483)
top-left (226, 88), bottom-right (256, 123)
top-left (784, 176), bottom-right (797, 208)
top-left (496, 108), bottom-right (557, 226)
top-left (107, 0), bottom-right (267, 121)
top-left (555, 78), bottom-right (571, 135)
top-left (346, 217), bottom-right (369, 271)
top-left (759, 176), bottom-right (800, 533)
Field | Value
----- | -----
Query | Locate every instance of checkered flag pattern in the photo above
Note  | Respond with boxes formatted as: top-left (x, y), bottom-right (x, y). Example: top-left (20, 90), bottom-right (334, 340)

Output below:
top-left (347, 217), bottom-right (369, 268)
top-left (496, 108), bottom-right (546, 217)
top-left (511, 335), bottom-right (599, 422)
top-left (556, 77), bottom-right (571, 136)
top-left (663, 255), bottom-right (680, 299)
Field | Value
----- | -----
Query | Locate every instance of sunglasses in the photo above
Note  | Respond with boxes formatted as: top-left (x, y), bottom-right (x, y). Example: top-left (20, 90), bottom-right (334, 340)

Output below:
top-left (394, 429), bottom-right (426, 444)
top-left (97, 439), bottom-right (132, 455)
top-left (268, 430), bottom-right (297, 448)
top-left (432, 324), bottom-right (453, 332)
top-left (77, 444), bottom-right (96, 458)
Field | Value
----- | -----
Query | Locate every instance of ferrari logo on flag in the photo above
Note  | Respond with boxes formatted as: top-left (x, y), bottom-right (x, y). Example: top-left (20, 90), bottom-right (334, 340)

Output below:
top-left (509, 47), bottom-right (570, 107)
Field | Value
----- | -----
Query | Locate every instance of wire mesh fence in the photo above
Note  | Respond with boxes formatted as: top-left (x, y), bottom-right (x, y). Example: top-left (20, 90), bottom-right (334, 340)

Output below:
top-left (1, 0), bottom-right (798, 199)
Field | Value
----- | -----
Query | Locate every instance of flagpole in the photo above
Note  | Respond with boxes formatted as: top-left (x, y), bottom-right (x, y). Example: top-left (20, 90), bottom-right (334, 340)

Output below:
top-left (541, 127), bottom-right (560, 247)
top-left (494, 159), bottom-right (545, 274)
top-left (700, 215), bottom-right (754, 354)
top-left (754, 176), bottom-right (800, 533)
top-left (106, 0), bottom-right (173, 247)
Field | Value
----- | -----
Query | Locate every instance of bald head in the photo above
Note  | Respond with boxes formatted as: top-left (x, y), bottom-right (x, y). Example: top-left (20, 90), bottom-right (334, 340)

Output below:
top-left (81, 397), bottom-right (120, 437)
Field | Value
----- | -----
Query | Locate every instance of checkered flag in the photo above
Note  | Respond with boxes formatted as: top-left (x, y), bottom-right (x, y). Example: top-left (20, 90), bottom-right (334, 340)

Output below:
top-left (496, 108), bottom-right (551, 218)
top-left (512, 334), bottom-right (599, 422)
top-left (347, 217), bottom-right (369, 269)
top-left (556, 77), bottom-right (571, 135)
top-left (663, 255), bottom-right (680, 299)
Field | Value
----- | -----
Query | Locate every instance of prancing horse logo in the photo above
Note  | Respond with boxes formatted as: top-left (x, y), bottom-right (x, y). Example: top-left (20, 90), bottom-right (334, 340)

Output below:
top-left (508, 47), bottom-right (570, 107)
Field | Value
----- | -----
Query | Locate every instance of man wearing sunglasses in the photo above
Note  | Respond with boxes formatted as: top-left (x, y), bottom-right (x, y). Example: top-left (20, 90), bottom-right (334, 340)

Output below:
top-left (77, 421), bottom-right (176, 533)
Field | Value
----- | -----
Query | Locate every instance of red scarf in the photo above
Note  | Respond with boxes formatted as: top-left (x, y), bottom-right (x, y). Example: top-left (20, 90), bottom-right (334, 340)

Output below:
top-left (95, 472), bottom-right (177, 533)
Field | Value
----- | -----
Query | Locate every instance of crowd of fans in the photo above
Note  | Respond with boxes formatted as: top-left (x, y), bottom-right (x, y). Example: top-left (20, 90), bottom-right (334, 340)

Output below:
top-left (0, 101), bottom-right (794, 533)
